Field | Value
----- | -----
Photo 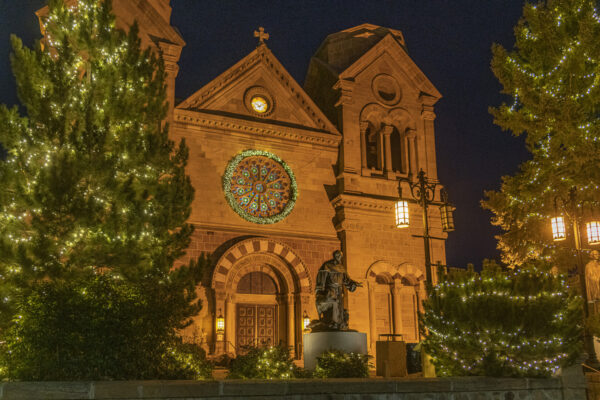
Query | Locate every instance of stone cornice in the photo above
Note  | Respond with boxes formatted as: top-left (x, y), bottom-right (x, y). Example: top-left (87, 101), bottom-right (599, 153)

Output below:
top-left (191, 222), bottom-right (340, 242)
top-left (331, 194), bottom-right (394, 214)
top-left (173, 109), bottom-right (341, 149)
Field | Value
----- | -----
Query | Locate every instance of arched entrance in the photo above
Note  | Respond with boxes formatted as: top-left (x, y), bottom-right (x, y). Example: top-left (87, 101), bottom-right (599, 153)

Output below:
top-left (211, 238), bottom-right (312, 357)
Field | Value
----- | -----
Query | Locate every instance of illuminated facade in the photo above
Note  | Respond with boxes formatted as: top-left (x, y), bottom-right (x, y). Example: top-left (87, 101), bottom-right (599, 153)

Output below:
top-left (38, 0), bottom-right (448, 359)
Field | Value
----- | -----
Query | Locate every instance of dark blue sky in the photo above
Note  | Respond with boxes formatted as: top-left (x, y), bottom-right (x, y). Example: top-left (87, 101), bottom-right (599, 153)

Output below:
top-left (0, 0), bottom-right (530, 267)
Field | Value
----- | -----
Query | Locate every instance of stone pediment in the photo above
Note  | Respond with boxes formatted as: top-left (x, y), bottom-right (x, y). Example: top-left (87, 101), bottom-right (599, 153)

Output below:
top-left (339, 33), bottom-right (441, 101)
top-left (176, 44), bottom-right (340, 135)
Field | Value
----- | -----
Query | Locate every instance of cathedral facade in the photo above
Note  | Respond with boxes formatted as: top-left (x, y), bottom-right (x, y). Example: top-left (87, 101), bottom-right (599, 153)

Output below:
top-left (39, 0), bottom-right (448, 359)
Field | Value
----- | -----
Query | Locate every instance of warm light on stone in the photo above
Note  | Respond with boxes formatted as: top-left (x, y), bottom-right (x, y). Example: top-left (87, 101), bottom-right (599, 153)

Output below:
top-left (251, 96), bottom-right (269, 113)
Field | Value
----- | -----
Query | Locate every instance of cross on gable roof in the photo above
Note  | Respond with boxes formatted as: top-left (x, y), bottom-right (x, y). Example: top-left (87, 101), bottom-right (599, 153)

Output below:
top-left (176, 44), bottom-right (340, 135)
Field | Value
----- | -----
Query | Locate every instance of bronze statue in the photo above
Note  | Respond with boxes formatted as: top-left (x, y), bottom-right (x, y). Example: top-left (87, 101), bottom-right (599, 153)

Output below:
top-left (309, 250), bottom-right (362, 331)
top-left (586, 250), bottom-right (600, 313)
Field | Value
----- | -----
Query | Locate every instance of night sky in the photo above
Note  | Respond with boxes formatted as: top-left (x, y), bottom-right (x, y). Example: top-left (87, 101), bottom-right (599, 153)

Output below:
top-left (0, 0), bottom-right (531, 268)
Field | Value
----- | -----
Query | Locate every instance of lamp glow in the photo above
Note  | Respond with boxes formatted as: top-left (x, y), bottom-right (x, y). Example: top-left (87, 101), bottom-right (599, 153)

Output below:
top-left (587, 221), bottom-right (600, 245)
top-left (395, 201), bottom-right (409, 228)
top-left (440, 203), bottom-right (456, 232)
top-left (216, 309), bottom-right (225, 342)
top-left (551, 217), bottom-right (566, 241)
top-left (303, 310), bottom-right (310, 333)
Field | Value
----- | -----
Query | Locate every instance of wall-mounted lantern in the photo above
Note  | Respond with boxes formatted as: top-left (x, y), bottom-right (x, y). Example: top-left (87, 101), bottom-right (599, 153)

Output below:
top-left (395, 200), bottom-right (410, 228)
top-left (551, 216), bottom-right (567, 241)
top-left (216, 309), bottom-right (225, 342)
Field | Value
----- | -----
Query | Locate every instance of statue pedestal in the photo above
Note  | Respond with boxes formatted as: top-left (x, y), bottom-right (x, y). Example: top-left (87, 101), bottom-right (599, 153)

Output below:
top-left (303, 331), bottom-right (367, 370)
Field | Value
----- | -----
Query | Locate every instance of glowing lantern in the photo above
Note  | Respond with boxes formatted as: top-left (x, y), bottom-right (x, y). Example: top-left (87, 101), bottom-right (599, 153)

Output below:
top-left (216, 309), bottom-right (225, 341)
top-left (551, 217), bottom-right (567, 241)
top-left (395, 201), bottom-right (410, 228)
top-left (587, 221), bottom-right (600, 245)
top-left (303, 310), bottom-right (310, 333)
top-left (440, 203), bottom-right (456, 232)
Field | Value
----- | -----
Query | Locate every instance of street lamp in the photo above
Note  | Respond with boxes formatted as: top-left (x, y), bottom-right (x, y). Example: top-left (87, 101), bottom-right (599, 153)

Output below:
top-left (552, 187), bottom-right (600, 364)
top-left (397, 169), bottom-right (455, 285)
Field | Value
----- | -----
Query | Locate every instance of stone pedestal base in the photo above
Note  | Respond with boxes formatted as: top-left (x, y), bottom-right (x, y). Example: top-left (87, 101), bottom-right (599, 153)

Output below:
top-left (303, 331), bottom-right (367, 370)
top-left (376, 341), bottom-right (407, 377)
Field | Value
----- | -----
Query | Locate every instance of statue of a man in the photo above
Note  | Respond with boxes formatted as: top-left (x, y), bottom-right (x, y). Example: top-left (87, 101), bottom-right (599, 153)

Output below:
top-left (586, 250), bottom-right (600, 309)
top-left (311, 250), bottom-right (361, 331)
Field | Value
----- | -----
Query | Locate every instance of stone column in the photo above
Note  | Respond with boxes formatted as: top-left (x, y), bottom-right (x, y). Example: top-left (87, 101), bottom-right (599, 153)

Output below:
top-left (225, 294), bottom-right (236, 354)
top-left (367, 281), bottom-right (377, 351)
top-left (359, 121), bottom-right (369, 173)
top-left (392, 279), bottom-right (404, 338)
top-left (382, 125), bottom-right (393, 175)
top-left (407, 131), bottom-right (418, 175)
top-left (421, 105), bottom-right (437, 179)
top-left (287, 294), bottom-right (296, 354)
top-left (158, 41), bottom-right (183, 126)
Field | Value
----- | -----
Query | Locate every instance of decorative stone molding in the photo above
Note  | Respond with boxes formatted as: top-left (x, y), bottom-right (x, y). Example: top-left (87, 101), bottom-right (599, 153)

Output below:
top-left (366, 261), bottom-right (425, 284)
top-left (211, 238), bottom-right (312, 294)
top-left (333, 79), bottom-right (355, 107)
top-left (421, 105), bottom-right (436, 121)
top-left (178, 46), bottom-right (338, 134)
top-left (331, 194), bottom-right (394, 213)
top-left (173, 111), bottom-right (340, 149)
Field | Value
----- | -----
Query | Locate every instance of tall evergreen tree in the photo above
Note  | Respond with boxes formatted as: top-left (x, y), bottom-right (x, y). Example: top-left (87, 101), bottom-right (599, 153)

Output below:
top-left (0, 0), bottom-right (199, 328)
top-left (483, 0), bottom-right (600, 267)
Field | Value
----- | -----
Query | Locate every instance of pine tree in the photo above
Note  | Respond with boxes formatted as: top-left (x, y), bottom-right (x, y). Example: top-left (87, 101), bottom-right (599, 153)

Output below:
top-left (482, 0), bottom-right (600, 267)
top-left (421, 260), bottom-right (583, 377)
top-left (0, 0), bottom-right (199, 330)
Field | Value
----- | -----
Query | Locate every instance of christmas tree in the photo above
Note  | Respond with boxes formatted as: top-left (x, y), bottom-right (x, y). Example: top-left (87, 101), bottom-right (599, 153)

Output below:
top-left (421, 261), bottom-right (583, 377)
top-left (482, 0), bottom-right (600, 267)
top-left (0, 0), bottom-right (203, 378)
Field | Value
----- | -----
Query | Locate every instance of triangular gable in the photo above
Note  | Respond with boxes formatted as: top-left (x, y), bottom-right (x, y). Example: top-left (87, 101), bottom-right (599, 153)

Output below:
top-left (177, 44), bottom-right (340, 135)
top-left (340, 34), bottom-right (441, 101)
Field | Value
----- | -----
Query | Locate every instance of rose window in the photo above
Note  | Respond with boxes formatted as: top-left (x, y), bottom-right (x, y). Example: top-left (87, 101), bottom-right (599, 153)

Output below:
top-left (223, 150), bottom-right (297, 224)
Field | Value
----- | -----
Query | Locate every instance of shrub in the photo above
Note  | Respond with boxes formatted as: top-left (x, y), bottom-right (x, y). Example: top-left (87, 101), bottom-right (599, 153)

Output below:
top-left (421, 260), bottom-right (583, 378)
top-left (170, 342), bottom-right (213, 380)
top-left (1, 274), bottom-right (211, 380)
top-left (313, 349), bottom-right (370, 378)
top-left (227, 345), bottom-right (300, 379)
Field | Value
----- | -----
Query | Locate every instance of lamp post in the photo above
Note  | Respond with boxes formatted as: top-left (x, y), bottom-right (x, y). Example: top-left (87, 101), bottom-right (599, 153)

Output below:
top-left (396, 169), bottom-right (455, 285)
top-left (551, 187), bottom-right (600, 365)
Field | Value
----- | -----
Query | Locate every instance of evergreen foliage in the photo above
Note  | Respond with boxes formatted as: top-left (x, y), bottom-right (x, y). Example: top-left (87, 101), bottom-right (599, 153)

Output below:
top-left (226, 345), bottom-right (301, 379)
top-left (0, 0), bottom-right (204, 378)
top-left (421, 260), bottom-right (583, 377)
top-left (1, 275), bottom-right (212, 380)
top-left (482, 0), bottom-right (600, 267)
top-left (312, 350), bottom-right (370, 379)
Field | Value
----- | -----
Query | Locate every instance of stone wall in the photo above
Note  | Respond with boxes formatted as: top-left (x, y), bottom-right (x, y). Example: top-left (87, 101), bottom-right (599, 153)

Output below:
top-left (0, 376), bottom-right (586, 400)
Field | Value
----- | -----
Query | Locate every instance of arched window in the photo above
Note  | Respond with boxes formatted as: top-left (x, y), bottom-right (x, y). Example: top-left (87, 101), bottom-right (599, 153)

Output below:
top-left (390, 127), bottom-right (403, 173)
top-left (374, 274), bottom-right (393, 338)
top-left (236, 271), bottom-right (278, 294)
top-left (366, 125), bottom-right (381, 170)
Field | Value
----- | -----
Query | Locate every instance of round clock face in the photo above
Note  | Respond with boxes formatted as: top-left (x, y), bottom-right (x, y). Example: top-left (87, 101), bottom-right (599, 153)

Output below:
top-left (250, 96), bottom-right (269, 113)
top-left (223, 150), bottom-right (297, 224)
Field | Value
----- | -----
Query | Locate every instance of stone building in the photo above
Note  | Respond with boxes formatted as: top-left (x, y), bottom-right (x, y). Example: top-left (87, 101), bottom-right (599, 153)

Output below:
top-left (37, 0), bottom-right (448, 359)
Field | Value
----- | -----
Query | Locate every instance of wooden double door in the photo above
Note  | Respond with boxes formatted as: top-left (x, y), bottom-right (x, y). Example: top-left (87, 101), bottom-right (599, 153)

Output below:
top-left (236, 303), bottom-right (277, 349)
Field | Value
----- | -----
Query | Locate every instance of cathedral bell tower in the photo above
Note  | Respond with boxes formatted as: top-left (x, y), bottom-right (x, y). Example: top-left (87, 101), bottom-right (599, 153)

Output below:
top-left (305, 24), bottom-right (447, 351)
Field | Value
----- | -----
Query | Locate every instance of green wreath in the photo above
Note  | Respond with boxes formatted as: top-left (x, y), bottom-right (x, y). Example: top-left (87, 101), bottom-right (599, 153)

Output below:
top-left (223, 149), bottom-right (298, 224)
